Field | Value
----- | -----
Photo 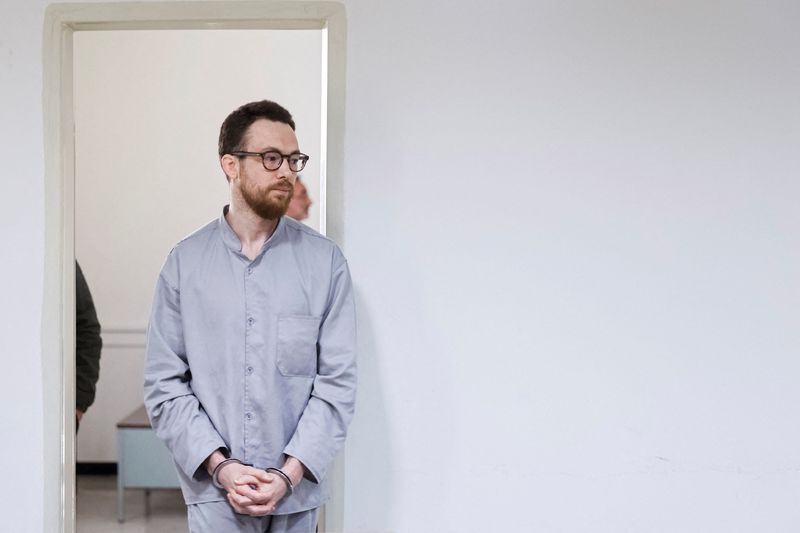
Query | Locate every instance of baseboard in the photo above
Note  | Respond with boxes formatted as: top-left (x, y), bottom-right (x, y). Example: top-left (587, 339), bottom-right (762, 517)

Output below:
top-left (76, 462), bottom-right (117, 475)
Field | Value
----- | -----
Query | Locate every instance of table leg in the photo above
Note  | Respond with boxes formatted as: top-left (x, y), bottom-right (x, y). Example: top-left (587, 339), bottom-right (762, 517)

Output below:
top-left (117, 431), bottom-right (125, 522)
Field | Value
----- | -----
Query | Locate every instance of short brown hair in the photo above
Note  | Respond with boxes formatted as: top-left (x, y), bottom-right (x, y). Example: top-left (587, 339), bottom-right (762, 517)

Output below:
top-left (218, 100), bottom-right (296, 157)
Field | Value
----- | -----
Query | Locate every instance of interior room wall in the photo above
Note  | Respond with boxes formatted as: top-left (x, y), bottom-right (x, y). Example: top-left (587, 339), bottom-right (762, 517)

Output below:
top-left (341, 1), bottom-right (800, 531)
top-left (0, 2), bottom-right (49, 530)
top-left (1, 0), bottom-right (799, 531)
top-left (73, 28), bottom-right (322, 462)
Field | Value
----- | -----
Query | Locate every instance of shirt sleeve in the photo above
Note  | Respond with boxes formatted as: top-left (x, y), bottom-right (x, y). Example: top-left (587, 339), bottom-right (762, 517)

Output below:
top-left (283, 248), bottom-right (357, 483)
top-left (75, 261), bottom-right (102, 412)
top-left (143, 251), bottom-right (228, 481)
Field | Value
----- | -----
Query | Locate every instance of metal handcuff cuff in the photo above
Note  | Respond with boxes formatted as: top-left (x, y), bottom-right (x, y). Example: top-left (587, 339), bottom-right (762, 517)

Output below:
top-left (212, 458), bottom-right (294, 496)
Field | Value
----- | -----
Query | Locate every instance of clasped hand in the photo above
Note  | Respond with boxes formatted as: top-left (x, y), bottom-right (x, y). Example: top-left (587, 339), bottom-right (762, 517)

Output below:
top-left (216, 463), bottom-right (288, 516)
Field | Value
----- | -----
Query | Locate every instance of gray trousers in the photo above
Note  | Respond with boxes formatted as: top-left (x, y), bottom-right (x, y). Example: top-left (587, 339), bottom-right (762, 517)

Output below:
top-left (187, 501), bottom-right (319, 533)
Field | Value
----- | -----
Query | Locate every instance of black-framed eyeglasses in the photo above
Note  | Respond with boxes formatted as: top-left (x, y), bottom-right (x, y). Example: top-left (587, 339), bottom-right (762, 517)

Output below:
top-left (231, 150), bottom-right (310, 172)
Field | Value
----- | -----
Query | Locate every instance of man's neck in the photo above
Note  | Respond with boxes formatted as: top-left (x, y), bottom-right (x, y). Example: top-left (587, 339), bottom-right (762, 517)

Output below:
top-left (225, 202), bottom-right (280, 261)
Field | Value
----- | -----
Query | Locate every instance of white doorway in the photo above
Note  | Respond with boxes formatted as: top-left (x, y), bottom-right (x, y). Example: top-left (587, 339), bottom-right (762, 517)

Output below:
top-left (74, 28), bottom-right (324, 531)
top-left (42, 3), bottom-right (346, 532)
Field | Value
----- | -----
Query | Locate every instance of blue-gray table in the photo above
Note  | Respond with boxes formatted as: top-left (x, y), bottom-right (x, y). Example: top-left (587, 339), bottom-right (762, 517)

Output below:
top-left (117, 405), bottom-right (180, 522)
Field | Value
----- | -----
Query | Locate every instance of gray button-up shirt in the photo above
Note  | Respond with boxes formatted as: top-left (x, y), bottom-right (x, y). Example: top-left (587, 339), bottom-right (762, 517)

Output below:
top-left (144, 207), bottom-right (357, 513)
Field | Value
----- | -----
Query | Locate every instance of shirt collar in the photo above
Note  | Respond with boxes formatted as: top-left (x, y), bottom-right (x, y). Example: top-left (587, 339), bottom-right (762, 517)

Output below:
top-left (218, 204), bottom-right (287, 257)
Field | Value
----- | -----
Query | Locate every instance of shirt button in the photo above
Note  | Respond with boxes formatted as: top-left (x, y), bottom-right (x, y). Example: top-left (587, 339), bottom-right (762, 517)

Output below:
top-left (245, 412), bottom-right (252, 421)
top-left (247, 317), bottom-right (255, 326)
top-left (246, 366), bottom-right (254, 375)
top-left (247, 267), bottom-right (253, 275)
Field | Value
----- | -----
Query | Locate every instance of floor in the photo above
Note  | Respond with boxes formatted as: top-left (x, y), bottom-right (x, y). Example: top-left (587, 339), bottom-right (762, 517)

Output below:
top-left (77, 474), bottom-right (187, 532)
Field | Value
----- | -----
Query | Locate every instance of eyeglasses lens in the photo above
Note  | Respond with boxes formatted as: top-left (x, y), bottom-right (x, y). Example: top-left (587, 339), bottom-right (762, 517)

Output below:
top-left (289, 155), bottom-right (308, 172)
top-left (262, 152), bottom-right (283, 170)
top-left (260, 152), bottom-right (308, 172)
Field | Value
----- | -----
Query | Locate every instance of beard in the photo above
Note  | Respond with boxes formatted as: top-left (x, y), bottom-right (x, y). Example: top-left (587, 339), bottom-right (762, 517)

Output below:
top-left (240, 174), bottom-right (294, 220)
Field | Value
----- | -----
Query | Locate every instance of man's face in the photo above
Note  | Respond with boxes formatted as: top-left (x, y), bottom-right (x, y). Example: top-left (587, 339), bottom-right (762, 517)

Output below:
top-left (286, 179), bottom-right (312, 221)
top-left (230, 119), bottom-right (299, 220)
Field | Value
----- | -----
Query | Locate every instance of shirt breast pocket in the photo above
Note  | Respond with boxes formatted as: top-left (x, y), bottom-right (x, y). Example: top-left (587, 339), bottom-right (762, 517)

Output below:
top-left (276, 315), bottom-right (321, 377)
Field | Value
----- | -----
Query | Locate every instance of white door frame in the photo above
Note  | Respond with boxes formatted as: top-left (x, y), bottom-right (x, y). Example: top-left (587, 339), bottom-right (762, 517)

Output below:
top-left (42, 3), bottom-right (347, 532)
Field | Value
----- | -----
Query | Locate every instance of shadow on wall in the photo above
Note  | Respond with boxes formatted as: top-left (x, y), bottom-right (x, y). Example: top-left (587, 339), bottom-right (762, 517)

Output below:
top-left (346, 289), bottom-right (394, 525)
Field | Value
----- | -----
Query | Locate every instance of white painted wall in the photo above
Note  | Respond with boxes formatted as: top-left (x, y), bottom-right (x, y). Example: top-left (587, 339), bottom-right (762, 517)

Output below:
top-left (73, 28), bottom-right (322, 462)
top-left (2, 1), bottom-right (800, 532)
top-left (0, 2), bottom-right (48, 531)
top-left (341, 1), bottom-right (800, 531)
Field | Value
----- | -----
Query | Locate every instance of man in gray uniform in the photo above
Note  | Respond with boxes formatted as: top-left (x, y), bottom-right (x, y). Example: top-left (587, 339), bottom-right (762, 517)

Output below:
top-left (144, 100), bottom-right (356, 532)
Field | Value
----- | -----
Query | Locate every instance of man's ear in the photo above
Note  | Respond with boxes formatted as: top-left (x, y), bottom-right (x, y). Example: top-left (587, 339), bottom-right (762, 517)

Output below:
top-left (220, 154), bottom-right (239, 182)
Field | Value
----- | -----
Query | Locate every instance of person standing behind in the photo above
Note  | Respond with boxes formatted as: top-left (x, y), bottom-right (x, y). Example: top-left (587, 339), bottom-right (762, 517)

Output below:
top-left (285, 176), bottom-right (312, 221)
top-left (144, 99), bottom-right (357, 532)
top-left (75, 261), bottom-right (102, 428)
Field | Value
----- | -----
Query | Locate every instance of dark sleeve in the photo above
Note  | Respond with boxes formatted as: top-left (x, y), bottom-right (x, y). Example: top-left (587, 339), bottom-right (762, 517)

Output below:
top-left (76, 261), bottom-right (102, 412)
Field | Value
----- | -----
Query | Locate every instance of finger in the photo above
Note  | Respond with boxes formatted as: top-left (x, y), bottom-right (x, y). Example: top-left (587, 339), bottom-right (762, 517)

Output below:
top-left (233, 474), bottom-right (264, 493)
top-left (227, 490), bottom-right (258, 507)
top-left (226, 493), bottom-right (249, 515)
top-left (226, 494), bottom-right (272, 516)
top-left (227, 494), bottom-right (274, 517)
top-left (231, 484), bottom-right (267, 503)
top-left (252, 470), bottom-right (274, 483)
top-left (241, 466), bottom-right (270, 478)
top-left (233, 474), bottom-right (262, 486)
